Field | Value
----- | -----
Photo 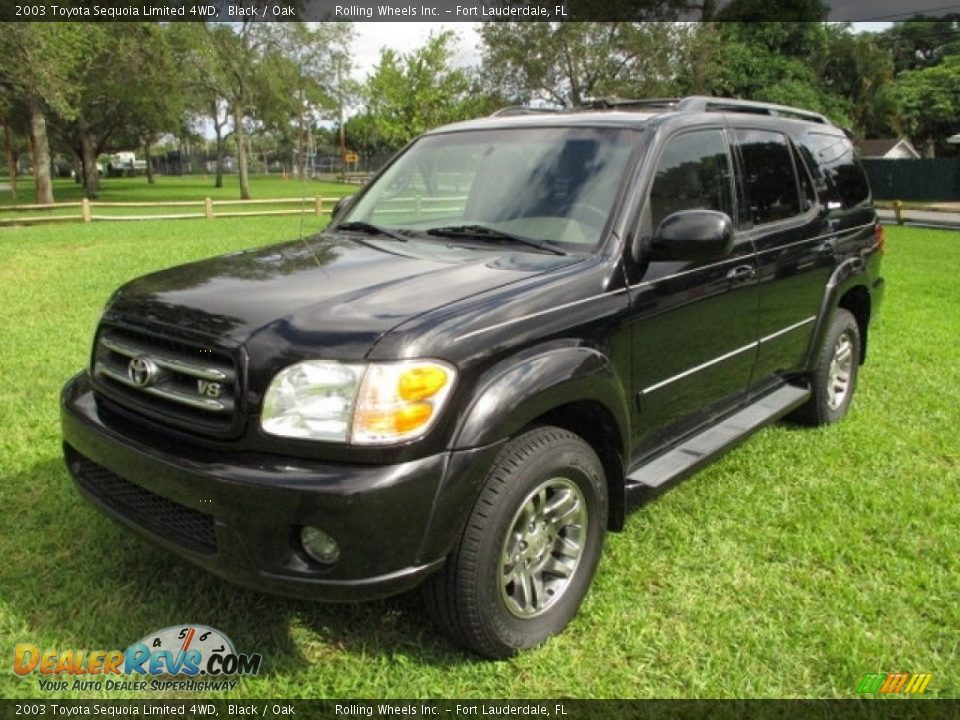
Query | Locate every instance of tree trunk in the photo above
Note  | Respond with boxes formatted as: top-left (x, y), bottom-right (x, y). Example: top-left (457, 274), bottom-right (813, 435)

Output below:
top-left (215, 135), bottom-right (224, 188)
top-left (233, 106), bottom-right (250, 200)
top-left (78, 121), bottom-right (100, 198)
top-left (297, 109), bottom-right (306, 180)
top-left (28, 99), bottom-right (54, 204)
top-left (2, 122), bottom-right (17, 200)
top-left (71, 153), bottom-right (83, 184)
top-left (212, 101), bottom-right (224, 189)
top-left (143, 139), bottom-right (155, 185)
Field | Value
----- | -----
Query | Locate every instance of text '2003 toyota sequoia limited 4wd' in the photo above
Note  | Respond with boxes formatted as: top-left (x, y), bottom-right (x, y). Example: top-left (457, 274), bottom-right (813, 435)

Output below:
top-left (62, 96), bottom-right (884, 658)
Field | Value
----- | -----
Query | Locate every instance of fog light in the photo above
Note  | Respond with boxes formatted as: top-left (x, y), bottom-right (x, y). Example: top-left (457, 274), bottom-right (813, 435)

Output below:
top-left (301, 526), bottom-right (340, 564)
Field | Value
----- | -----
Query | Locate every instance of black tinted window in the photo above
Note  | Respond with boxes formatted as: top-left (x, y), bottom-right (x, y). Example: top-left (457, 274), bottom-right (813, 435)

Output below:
top-left (794, 144), bottom-right (816, 212)
top-left (804, 133), bottom-right (870, 208)
top-left (648, 129), bottom-right (733, 230)
top-left (734, 129), bottom-right (801, 225)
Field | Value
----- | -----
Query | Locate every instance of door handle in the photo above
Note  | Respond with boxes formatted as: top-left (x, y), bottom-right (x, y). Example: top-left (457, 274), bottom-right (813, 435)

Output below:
top-left (726, 264), bottom-right (755, 282)
top-left (818, 236), bottom-right (838, 254)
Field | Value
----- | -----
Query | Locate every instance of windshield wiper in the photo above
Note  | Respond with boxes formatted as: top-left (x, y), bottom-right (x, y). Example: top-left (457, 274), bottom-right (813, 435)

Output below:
top-left (425, 224), bottom-right (566, 256)
top-left (337, 221), bottom-right (410, 242)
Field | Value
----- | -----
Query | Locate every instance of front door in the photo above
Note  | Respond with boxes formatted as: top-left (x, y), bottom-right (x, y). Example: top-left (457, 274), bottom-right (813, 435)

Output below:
top-left (626, 127), bottom-right (759, 460)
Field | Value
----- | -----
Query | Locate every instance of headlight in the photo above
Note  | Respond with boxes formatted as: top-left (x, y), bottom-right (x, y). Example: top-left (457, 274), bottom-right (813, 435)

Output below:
top-left (260, 359), bottom-right (456, 445)
top-left (261, 361), bottom-right (365, 442)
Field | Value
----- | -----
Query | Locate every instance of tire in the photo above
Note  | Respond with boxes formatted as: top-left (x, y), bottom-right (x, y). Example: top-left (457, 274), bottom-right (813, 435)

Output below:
top-left (791, 308), bottom-right (861, 426)
top-left (424, 426), bottom-right (607, 659)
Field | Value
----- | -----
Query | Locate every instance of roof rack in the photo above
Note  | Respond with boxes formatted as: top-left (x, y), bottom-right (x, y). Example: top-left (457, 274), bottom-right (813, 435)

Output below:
top-left (490, 96), bottom-right (833, 126)
top-left (675, 96), bottom-right (830, 125)
top-left (580, 97), bottom-right (681, 111)
top-left (582, 96), bottom-right (831, 125)
top-left (489, 106), bottom-right (565, 118)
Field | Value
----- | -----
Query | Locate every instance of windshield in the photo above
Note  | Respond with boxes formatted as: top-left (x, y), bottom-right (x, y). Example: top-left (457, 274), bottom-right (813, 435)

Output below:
top-left (340, 127), bottom-right (640, 252)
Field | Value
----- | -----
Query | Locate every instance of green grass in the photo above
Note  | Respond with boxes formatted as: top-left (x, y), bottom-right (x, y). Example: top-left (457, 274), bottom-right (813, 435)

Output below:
top-left (0, 223), bottom-right (957, 699)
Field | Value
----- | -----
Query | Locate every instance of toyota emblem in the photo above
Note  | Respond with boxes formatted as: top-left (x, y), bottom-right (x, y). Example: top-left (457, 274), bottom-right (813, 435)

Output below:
top-left (128, 355), bottom-right (160, 388)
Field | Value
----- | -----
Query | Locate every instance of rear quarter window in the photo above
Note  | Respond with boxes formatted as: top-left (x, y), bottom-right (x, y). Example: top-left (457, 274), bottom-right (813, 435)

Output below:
top-left (801, 133), bottom-right (870, 209)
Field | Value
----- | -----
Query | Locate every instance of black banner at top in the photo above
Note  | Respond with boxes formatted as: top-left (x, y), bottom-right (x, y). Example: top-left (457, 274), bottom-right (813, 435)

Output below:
top-left (3, 0), bottom-right (960, 22)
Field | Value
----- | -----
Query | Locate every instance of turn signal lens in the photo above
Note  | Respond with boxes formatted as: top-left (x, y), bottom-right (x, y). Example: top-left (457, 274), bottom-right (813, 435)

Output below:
top-left (351, 360), bottom-right (456, 444)
top-left (399, 366), bottom-right (448, 401)
top-left (395, 403), bottom-right (433, 433)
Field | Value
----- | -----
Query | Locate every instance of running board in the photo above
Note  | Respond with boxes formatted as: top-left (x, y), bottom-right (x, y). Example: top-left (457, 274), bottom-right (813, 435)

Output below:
top-left (625, 384), bottom-right (810, 496)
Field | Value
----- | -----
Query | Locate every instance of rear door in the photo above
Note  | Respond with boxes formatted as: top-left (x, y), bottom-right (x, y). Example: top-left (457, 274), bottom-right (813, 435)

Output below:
top-left (731, 126), bottom-right (832, 385)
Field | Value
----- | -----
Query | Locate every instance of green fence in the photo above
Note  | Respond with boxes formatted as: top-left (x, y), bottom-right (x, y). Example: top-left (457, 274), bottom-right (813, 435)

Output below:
top-left (862, 158), bottom-right (960, 201)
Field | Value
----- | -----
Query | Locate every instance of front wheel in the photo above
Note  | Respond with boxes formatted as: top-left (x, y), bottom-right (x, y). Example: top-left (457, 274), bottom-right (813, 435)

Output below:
top-left (792, 308), bottom-right (861, 426)
top-left (424, 426), bottom-right (607, 658)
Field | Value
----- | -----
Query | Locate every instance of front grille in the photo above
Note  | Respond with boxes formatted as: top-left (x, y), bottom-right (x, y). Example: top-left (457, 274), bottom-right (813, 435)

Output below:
top-left (71, 453), bottom-right (217, 554)
top-left (92, 324), bottom-right (239, 436)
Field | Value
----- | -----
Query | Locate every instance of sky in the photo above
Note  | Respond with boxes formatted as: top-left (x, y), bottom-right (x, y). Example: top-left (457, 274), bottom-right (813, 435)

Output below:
top-left (349, 23), bottom-right (482, 80)
top-left (348, 22), bottom-right (891, 81)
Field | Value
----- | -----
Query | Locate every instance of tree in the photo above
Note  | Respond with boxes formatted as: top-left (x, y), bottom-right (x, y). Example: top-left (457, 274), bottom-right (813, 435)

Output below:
top-left (0, 98), bottom-right (23, 200)
top-left (268, 23), bottom-right (354, 180)
top-left (890, 55), bottom-right (960, 155)
top-left (171, 23), bottom-right (231, 188)
top-left (480, 22), bottom-right (690, 107)
top-left (175, 22), bottom-right (353, 190)
top-left (0, 24), bottom-right (89, 203)
top-left (356, 32), bottom-right (491, 153)
top-left (119, 25), bottom-right (186, 185)
top-left (41, 24), bottom-right (189, 197)
top-left (819, 26), bottom-right (896, 139)
top-left (197, 22), bottom-right (267, 199)
top-left (687, 22), bottom-right (855, 127)
top-left (199, 22), bottom-right (328, 198)
top-left (878, 17), bottom-right (960, 73)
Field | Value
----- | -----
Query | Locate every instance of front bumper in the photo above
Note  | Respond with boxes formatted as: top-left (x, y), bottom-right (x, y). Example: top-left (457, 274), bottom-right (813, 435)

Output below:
top-left (61, 372), bottom-right (496, 601)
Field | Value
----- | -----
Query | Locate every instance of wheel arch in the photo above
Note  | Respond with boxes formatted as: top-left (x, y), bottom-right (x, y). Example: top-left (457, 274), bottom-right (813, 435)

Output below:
top-left (451, 343), bottom-right (630, 532)
top-left (837, 284), bottom-right (871, 364)
top-left (524, 401), bottom-right (627, 532)
top-left (805, 257), bottom-right (873, 372)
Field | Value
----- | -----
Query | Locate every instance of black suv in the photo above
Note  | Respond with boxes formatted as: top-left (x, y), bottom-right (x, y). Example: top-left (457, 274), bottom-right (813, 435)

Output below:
top-left (62, 96), bottom-right (884, 658)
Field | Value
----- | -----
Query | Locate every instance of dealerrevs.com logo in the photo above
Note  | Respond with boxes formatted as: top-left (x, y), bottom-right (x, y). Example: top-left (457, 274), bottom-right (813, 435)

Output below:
top-left (14, 625), bottom-right (262, 693)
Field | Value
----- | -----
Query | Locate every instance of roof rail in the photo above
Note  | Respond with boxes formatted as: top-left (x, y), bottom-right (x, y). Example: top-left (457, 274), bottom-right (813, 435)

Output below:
top-left (675, 96), bottom-right (831, 125)
top-left (489, 96), bottom-right (833, 126)
top-left (580, 97), bottom-right (681, 111)
top-left (489, 106), bottom-right (565, 118)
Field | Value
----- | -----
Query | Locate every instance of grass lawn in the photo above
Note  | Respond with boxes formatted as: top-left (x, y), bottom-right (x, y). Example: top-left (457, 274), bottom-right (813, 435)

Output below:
top-left (0, 222), bottom-right (957, 699)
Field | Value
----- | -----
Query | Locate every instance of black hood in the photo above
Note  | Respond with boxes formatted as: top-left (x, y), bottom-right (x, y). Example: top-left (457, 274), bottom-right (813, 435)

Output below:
top-left (106, 232), bottom-right (580, 357)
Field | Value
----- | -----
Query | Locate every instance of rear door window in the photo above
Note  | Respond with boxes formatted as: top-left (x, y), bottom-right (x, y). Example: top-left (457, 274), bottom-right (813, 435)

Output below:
top-left (733, 129), bottom-right (802, 226)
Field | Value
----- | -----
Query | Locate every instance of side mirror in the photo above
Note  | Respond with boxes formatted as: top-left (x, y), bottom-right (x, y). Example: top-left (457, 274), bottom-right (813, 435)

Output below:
top-left (648, 210), bottom-right (734, 262)
top-left (331, 194), bottom-right (355, 220)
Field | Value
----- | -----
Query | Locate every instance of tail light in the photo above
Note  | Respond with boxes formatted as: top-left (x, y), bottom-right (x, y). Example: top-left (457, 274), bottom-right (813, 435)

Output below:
top-left (875, 222), bottom-right (886, 254)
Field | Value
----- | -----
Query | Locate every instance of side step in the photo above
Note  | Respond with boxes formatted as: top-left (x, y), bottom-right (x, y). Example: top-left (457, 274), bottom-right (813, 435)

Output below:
top-left (625, 384), bottom-right (810, 495)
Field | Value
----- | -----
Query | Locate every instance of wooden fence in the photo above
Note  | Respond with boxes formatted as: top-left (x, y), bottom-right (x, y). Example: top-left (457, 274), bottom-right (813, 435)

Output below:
top-left (0, 196), bottom-right (329, 226)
